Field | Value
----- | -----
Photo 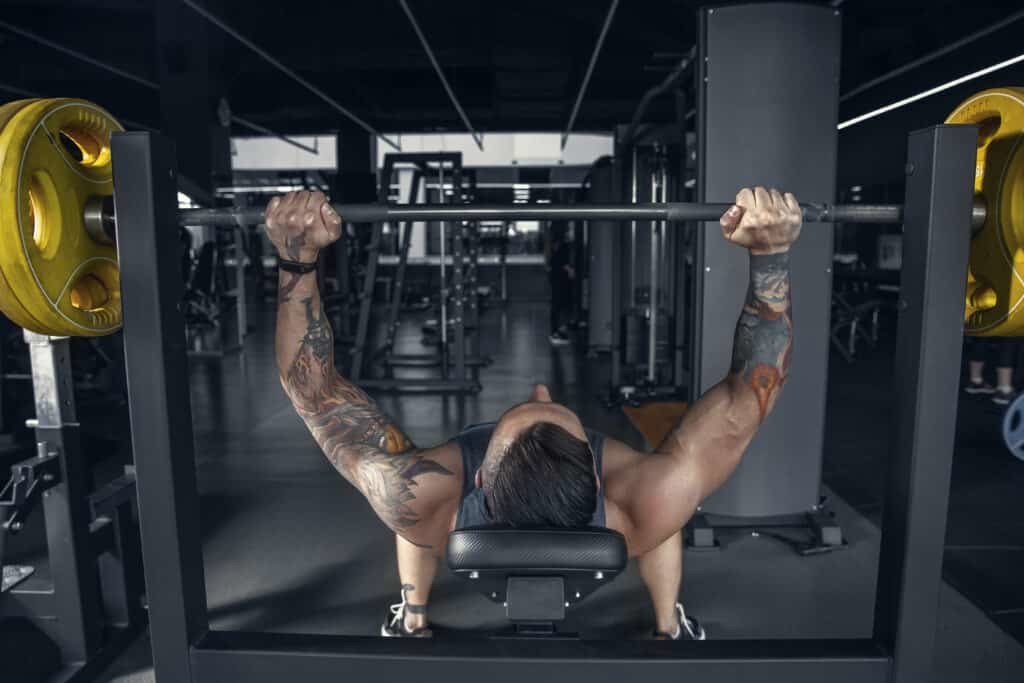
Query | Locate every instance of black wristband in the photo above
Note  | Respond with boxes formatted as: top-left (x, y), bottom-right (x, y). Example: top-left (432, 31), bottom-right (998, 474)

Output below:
top-left (278, 258), bottom-right (318, 274)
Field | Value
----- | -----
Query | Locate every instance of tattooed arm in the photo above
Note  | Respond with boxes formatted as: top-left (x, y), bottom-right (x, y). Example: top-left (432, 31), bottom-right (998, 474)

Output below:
top-left (267, 192), bottom-right (461, 549)
top-left (603, 187), bottom-right (800, 555)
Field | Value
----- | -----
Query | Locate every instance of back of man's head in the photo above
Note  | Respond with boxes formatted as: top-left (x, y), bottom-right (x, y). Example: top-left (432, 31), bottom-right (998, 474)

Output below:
top-left (486, 421), bottom-right (596, 527)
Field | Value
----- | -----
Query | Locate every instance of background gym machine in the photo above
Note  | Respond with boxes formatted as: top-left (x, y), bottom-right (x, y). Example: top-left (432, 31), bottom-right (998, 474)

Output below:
top-left (587, 52), bottom-right (696, 406)
top-left (350, 152), bottom-right (488, 393)
top-left (1, 333), bottom-right (145, 681)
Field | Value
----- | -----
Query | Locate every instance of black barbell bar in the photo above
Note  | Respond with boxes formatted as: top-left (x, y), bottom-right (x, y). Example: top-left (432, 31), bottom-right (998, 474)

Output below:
top-left (177, 202), bottom-right (905, 226)
top-left (93, 196), bottom-right (988, 241)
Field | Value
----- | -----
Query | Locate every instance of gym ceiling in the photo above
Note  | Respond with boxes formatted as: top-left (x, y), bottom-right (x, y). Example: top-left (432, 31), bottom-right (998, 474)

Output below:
top-left (1, 0), bottom-right (1020, 136)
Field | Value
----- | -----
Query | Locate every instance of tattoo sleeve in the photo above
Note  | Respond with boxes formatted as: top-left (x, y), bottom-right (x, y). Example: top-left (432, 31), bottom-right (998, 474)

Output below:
top-left (729, 252), bottom-right (793, 421)
top-left (275, 271), bottom-right (452, 537)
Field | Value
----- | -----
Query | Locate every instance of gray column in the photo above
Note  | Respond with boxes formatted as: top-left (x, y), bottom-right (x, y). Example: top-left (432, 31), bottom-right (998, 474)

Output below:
top-left (155, 0), bottom-right (230, 194)
top-left (694, 3), bottom-right (840, 516)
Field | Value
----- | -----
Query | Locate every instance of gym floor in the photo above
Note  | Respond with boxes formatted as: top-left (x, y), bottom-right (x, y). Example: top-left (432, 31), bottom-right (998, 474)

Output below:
top-left (90, 296), bottom-right (1024, 683)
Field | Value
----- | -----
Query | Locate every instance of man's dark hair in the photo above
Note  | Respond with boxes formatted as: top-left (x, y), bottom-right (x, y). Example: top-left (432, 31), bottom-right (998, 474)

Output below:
top-left (487, 422), bottom-right (596, 528)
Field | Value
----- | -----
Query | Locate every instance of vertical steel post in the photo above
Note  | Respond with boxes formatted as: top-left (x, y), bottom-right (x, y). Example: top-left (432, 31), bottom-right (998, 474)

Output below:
top-left (450, 164), bottom-right (467, 384)
top-left (630, 145), bottom-right (638, 303)
top-left (873, 124), bottom-right (976, 683)
top-left (233, 224), bottom-right (247, 344)
top-left (500, 222), bottom-right (509, 303)
top-left (647, 153), bottom-right (660, 384)
top-left (113, 132), bottom-right (209, 682)
top-left (25, 332), bottom-right (102, 660)
top-left (334, 228), bottom-right (351, 340)
top-left (351, 156), bottom-right (395, 380)
top-left (351, 221), bottom-right (385, 381)
top-left (384, 170), bottom-right (423, 353)
top-left (438, 165), bottom-right (449, 379)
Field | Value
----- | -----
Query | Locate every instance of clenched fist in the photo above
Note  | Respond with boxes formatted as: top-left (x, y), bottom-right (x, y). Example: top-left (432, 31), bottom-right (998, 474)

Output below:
top-left (719, 186), bottom-right (802, 255)
top-left (265, 190), bottom-right (343, 264)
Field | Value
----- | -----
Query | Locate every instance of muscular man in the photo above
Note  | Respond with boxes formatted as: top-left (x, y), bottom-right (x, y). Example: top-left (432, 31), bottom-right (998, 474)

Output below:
top-left (267, 186), bottom-right (800, 640)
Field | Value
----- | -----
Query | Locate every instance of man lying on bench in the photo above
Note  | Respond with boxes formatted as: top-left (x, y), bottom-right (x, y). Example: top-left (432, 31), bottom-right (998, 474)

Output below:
top-left (266, 187), bottom-right (801, 640)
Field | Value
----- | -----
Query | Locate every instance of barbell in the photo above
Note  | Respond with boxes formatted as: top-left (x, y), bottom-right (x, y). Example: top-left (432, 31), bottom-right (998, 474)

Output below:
top-left (0, 90), bottom-right (1022, 338)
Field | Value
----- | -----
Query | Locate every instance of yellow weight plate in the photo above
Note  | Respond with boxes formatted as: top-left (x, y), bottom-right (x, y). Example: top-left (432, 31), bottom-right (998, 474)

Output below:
top-left (0, 98), bottom-right (123, 337)
top-left (946, 87), bottom-right (1024, 336)
top-left (0, 98), bottom-right (59, 334)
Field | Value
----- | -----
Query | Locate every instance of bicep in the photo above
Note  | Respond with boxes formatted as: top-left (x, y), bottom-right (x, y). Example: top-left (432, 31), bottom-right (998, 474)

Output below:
top-left (660, 379), bottom-right (761, 500)
top-left (603, 438), bottom-right (702, 556)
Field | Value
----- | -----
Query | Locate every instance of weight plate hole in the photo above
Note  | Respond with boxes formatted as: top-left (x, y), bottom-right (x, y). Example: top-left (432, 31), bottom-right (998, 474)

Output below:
top-left (69, 274), bottom-right (109, 311)
top-left (58, 124), bottom-right (110, 169)
top-left (1010, 410), bottom-right (1021, 433)
top-left (27, 171), bottom-right (62, 260)
top-left (976, 115), bottom-right (1001, 149)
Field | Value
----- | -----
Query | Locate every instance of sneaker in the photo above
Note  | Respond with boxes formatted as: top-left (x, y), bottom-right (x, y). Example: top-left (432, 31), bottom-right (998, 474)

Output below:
top-left (654, 602), bottom-right (706, 640)
top-left (964, 380), bottom-right (996, 395)
top-left (380, 588), bottom-right (432, 638)
top-left (992, 388), bottom-right (1016, 406)
top-left (549, 332), bottom-right (570, 346)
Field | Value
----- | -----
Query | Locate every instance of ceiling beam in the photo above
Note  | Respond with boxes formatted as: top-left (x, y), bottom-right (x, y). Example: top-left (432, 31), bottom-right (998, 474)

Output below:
top-left (0, 18), bottom-right (315, 154)
top-left (561, 0), bottom-right (619, 149)
top-left (398, 0), bottom-right (483, 150)
top-left (182, 0), bottom-right (401, 150)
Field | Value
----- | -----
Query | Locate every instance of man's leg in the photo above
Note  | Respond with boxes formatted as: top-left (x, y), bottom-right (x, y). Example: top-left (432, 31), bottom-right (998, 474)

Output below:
top-left (637, 530), bottom-right (683, 635)
top-left (549, 277), bottom-right (562, 334)
top-left (392, 533), bottom-right (437, 633)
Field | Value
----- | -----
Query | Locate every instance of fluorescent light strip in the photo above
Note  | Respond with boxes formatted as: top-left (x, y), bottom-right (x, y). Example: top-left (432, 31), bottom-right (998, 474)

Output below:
top-left (838, 52), bottom-right (1024, 130)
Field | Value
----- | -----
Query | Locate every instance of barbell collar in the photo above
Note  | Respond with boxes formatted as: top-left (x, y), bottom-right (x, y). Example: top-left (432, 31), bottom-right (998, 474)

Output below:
top-left (972, 194), bottom-right (987, 234)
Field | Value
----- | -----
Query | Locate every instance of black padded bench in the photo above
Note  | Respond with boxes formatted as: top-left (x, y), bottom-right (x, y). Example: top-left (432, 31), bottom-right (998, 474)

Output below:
top-left (447, 526), bottom-right (628, 635)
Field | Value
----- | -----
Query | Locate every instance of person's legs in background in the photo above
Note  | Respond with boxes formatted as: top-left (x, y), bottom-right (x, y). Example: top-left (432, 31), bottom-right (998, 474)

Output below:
top-left (549, 275), bottom-right (571, 346)
top-left (964, 337), bottom-right (995, 395)
top-left (991, 338), bottom-right (1020, 405)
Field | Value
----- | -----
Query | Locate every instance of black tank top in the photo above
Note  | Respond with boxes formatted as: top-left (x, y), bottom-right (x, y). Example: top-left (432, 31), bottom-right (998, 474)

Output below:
top-left (453, 422), bottom-right (607, 529)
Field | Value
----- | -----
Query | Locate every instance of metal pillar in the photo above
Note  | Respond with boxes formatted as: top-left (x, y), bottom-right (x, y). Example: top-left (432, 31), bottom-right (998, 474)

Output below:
top-left (383, 171), bottom-right (423, 352)
top-left (438, 165), bottom-right (450, 380)
top-left (112, 132), bottom-right (209, 682)
top-left (500, 222), bottom-right (509, 303)
top-left (694, 3), bottom-right (839, 516)
top-left (351, 221), bottom-right (385, 381)
top-left (24, 332), bottom-right (103, 660)
top-left (646, 153), bottom-right (661, 384)
top-left (232, 225), bottom-right (247, 345)
top-left (450, 166), bottom-right (467, 384)
top-left (874, 124), bottom-right (976, 683)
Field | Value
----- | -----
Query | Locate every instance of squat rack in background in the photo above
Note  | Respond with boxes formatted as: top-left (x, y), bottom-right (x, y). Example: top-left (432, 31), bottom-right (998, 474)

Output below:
top-left (350, 152), bottom-right (484, 394)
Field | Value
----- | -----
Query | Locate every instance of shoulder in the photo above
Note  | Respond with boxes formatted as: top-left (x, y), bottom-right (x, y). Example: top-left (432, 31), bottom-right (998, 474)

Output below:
top-left (599, 437), bottom-right (646, 539)
top-left (382, 440), bottom-right (465, 550)
top-left (599, 436), bottom-right (703, 553)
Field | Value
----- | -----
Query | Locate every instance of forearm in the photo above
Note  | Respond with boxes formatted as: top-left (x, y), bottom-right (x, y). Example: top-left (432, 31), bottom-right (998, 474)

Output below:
top-left (274, 267), bottom-right (436, 530)
top-left (728, 251), bottom-right (793, 419)
top-left (275, 269), bottom-right (333, 407)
